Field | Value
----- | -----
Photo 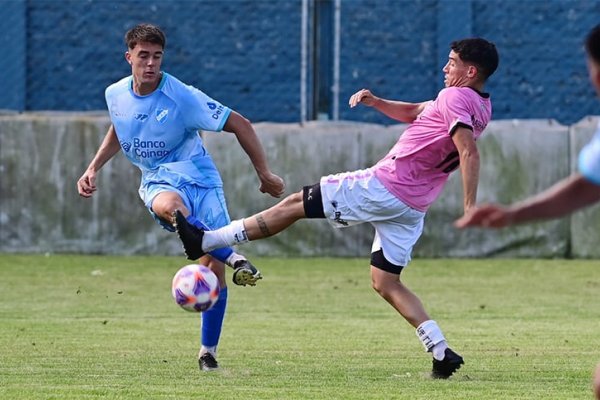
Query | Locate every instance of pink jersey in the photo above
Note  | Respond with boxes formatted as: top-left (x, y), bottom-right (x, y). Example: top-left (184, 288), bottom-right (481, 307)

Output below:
top-left (373, 86), bottom-right (492, 211)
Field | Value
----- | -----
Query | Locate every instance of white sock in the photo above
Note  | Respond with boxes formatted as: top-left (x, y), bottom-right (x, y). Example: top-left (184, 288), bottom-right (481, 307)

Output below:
top-left (431, 341), bottom-right (448, 361)
top-left (416, 320), bottom-right (448, 361)
top-left (199, 345), bottom-right (217, 357)
top-left (225, 252), bottom-right (246, 268)
top-left (203, 219), bottom-right (248, 252)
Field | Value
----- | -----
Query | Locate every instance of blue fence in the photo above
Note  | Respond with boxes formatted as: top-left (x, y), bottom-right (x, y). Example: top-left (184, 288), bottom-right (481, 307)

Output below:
top-left (1, 0), bottom-right (599, 124)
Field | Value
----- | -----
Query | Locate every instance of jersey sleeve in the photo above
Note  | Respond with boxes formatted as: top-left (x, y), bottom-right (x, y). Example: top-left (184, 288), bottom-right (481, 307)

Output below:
top-left (179, 84), bottom-right (232, 132)
top-left (578, 133), bottom-right (600, 186)
top-left (436, 88), bottom-right (473, 136)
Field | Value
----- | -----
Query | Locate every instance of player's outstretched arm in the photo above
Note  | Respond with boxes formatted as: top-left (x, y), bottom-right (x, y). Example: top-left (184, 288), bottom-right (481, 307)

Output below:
top-left (348, 88), bottom-right (429, 123)
top-left (455, 173), bottom-right (600, 228)
top-left (77, 124), bottom-right (121, 198)
top-left (454, 204), bottom-right (513, 228)
top-left (222, 111), bottom-right (285, 198)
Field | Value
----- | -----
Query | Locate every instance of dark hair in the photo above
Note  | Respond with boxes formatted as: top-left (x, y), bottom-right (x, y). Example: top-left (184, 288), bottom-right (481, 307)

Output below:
top-left (125, 23), bottom-right (166, 50)
top-left (450, 38), bottom-right (499, 81)
top-left (585, 24), bottom-right (600, 63)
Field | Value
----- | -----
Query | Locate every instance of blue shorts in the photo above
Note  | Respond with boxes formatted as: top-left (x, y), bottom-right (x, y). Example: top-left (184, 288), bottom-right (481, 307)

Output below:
top-left (144, 183), bottom-right (231, 232)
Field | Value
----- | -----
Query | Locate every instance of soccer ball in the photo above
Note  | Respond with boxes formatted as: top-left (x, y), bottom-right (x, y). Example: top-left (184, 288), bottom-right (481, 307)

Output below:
top-left (171, 264), bottom-right (220, 312)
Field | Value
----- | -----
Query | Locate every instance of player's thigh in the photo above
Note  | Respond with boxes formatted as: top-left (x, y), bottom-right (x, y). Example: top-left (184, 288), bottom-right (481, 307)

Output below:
top-left (145, 186), bottom-right (189, 231)
top-left (320, 170), bottom-right (385, 227)
top-left (371, 212), bottom-right (424, 267)
top-left (184, 186), bottom-right (232, 229)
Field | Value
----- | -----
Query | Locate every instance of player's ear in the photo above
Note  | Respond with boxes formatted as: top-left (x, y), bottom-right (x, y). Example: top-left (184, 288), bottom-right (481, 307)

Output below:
top-left (125, 51), bottom-right (132, 65)
top-left (467, 65), bottom-right (478, 79)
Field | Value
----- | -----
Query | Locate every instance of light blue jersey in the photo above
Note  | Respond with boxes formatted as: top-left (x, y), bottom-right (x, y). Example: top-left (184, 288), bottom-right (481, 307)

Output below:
top-left (578, 122), bottom-right (600, 186)
top-left (105, 72), bottom-right (232, 206)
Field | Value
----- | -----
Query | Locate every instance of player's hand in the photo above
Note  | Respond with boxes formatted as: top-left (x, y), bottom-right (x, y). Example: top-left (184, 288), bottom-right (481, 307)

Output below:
top-left (454, 204), bottom-right (512, 229)
top-left (349, 89), bottom-right (378, 108)
top-left (258, 172), bottom-right (285, 198)
top-left (77, 169), bottom-right (98, 198)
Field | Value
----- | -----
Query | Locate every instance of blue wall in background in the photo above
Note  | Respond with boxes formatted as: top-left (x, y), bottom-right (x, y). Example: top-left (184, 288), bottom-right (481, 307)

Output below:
top-left (2, 0), bottom-right (600, 125)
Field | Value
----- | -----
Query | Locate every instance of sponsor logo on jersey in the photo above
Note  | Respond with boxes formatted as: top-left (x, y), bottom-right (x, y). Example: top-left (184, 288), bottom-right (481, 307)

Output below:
top-left (120, 141), bottom-right (132, 152)
top-left (156, 109), bottom-right (169, 124)
top-left (134, 113), bottom-right (149, 122)
top-left (471, 114), bottom-right (486, 131)
top-left (207, 102), bottom-right (225, 120)
top-left (121, 138), bottom-right (170, 159)
top-left (111, 105), bottom-right (126, 118)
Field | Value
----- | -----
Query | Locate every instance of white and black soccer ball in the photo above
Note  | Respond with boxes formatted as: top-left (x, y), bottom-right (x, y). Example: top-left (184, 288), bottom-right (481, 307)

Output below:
top-left (171, 264), bottom-right (220, 312)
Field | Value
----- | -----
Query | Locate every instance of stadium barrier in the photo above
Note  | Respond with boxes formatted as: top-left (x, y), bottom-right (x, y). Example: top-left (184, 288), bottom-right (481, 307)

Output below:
top-left (1, 114), bottom-right (598, 258)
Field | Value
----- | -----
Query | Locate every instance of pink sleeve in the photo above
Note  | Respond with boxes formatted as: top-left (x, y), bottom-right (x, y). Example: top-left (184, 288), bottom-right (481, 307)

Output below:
top-left (436, 88), bottom-right (473, 136)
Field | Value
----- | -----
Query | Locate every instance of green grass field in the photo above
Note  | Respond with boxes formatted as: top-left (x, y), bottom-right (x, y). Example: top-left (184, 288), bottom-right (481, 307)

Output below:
top-left (0, 254), bottom-right (599, 399)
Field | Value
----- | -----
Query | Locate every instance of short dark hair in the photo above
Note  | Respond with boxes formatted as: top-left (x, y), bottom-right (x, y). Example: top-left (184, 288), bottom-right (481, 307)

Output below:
top-left (585, 24), bottom-right (600, 64)
top-left (450, 38), bottom-right (499, 81)
top-left (125, 23), bottom-right (166, 50)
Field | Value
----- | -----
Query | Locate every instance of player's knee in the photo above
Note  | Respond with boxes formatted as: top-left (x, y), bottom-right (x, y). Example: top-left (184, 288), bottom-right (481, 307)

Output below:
top-left (370, 250), bottom-right (404, 297)
top-left (276, 191), bottom-right (305, 216)
top-left (370, 273), bottom-right (394, 299)
top-left (153, 200), bottom-right (186, 221)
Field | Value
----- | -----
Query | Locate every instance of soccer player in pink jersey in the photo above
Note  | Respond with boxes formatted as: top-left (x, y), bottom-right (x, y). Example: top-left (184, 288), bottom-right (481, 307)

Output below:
top-left (174, 38), bottom-right (499, 378)
top-left (456, 25), bottom-right (600, 397)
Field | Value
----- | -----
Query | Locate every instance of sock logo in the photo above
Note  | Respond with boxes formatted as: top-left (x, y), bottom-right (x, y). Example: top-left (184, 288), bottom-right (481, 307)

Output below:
top-left (234, 230), bottom-right (249, 244)
top-left (417, 327), bottom-right (434, 351)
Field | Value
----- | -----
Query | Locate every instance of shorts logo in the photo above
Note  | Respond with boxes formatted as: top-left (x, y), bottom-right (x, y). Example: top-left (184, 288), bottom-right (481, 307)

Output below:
top-left (331, 201), bottom-right (348, 226)
top-left (156, 109), bottom-right (169, 124)
top-left (120, 141), bottom-right (132, 152)
top-left (334, 211), bottom-right (349, 226)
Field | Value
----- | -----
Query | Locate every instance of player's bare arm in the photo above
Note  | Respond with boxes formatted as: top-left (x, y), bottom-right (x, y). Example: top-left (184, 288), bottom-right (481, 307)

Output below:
top-left (456, 174), bottom-right (600, 228)
top-left (452, 126), bottom-right (480, 214)
top-left (77, 124), bottom-right (121, 198)
top-left (222, 111), bottom-right (285, 198)
top-left (453, 204), bottom-right (513, 228)
top-left (509, 173), bottom-right (600, 221)
top-left (348, 88), bottom-right (429, 123)
top-left (505, 174), bottom-right (600, 224)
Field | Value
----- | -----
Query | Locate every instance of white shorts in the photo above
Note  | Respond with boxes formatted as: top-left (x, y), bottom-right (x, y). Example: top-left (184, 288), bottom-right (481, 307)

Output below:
top-left (320, 169), bottom-right (425, 267)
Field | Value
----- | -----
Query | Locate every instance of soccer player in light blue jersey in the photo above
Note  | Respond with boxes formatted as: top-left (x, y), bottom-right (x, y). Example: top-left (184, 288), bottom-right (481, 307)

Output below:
top-left (456, 24), bottom-right (600, 398)
top-left (77, 23), bottom-right (285, 372)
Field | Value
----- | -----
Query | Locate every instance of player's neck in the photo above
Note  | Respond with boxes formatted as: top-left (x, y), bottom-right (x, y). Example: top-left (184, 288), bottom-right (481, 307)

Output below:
top-left (132, 72), bottom-right (162, 96)
top-left (466, 80), bottom-right (485, 92)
